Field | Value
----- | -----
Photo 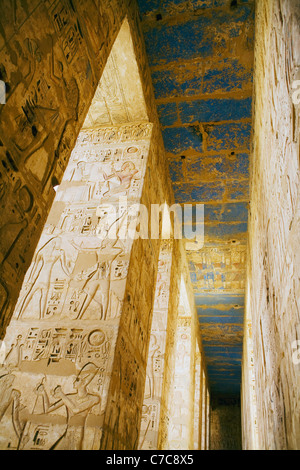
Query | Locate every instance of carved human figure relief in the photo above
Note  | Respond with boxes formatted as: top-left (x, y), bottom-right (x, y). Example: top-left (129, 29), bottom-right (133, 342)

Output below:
top-left (0, 362), bottom-right (102, 451)
top-left (67, 237), bottom-right (124, 321)
top-left (28, 362), bottom-right (101, 450)
top-left (15, 236), bottom-right (73, 320)
top-left (0, 367), bottom-right (26, 450)
top-left (102, 161), bottom-right (139, 199)
top-left (4, 335), bottom-right (23, 369)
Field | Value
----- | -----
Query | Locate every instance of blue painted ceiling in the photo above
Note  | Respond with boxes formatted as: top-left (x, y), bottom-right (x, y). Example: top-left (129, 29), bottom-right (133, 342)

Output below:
top-left (136, 0), bottom-right (255, 396)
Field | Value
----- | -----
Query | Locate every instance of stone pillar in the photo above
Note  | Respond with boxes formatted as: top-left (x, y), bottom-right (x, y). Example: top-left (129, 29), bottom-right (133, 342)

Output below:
top-left (0, 122), bottom-right (153, 450)
top-left (0, 0), bottom-right (127, 339)
top-left (193, 346), bottom-right (202, 449)
top-left (242, 281), bottom-right (259, 449)
top-left (138, 240), bottom-right (173, 450)
top-left (248, 0), bottom-right (300, 449)
top-left (242, 318), bottom-right (259, 449)
top-left (201, 369), bottom-right (207, 450)
top-left (167, 278), bottom-right (196, 450)
top-left (206, 388), bottom-right (210, 450)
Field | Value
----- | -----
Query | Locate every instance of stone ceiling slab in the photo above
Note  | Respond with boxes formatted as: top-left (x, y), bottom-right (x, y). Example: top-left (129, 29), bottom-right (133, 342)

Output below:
top-left (137, 0), bottom-right (255, 397)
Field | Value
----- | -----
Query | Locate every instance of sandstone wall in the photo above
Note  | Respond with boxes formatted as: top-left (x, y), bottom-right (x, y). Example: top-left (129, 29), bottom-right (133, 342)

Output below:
top-left (0, 122), bottom-right (153, 450)
top-left (0, 0), bottom-right (122, 337)
top-left (0, 0), bottom-right (174, 340)
top-left (0, 0), bottom-right (207, 451)
top-left (157, 238), bottom-right (210, 450)
top-left (242, 0), bottom-right (300, 450)
top-left (210, 396), bottom-right (242, 450)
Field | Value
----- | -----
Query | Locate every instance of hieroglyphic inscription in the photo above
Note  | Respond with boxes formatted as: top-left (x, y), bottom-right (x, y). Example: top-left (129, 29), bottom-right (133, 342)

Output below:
top-left (0, 121), bottom-right (151, 449)
top-left (139, 241), bottom-right (173, 449)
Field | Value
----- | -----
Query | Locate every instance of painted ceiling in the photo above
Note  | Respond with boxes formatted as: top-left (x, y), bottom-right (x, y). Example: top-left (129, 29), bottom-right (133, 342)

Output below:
top-left (136, 0), bottom-right (255, 396)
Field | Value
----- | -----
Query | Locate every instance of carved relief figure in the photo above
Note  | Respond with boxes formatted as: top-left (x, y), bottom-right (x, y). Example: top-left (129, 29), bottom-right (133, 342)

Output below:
top-left (69, 238), bottom-right (123, 320)
top-left (9, 362), bottom-right (102, 450)
top-left (16, 237), bottom-right (72, 319)
top-left (0, 368), bottom-right (26, 450)
top-left (102, 161), bottom-right (139, 198)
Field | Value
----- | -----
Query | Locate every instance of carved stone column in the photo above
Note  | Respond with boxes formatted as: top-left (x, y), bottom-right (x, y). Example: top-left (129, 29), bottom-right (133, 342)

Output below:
top-left (167, 282), bottom-right (196, 450)
top-left (138, 240), bottom-right (173, 450)
top-left (193, 346), bottom-right (202, 449)
top-left (0, 122), bottom-right (153, 450)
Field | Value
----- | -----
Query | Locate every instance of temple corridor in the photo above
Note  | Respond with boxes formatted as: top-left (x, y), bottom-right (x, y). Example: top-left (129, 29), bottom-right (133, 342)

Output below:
top-left (0, 0), bottom-right (299, 450)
